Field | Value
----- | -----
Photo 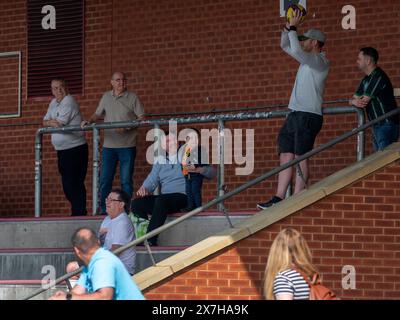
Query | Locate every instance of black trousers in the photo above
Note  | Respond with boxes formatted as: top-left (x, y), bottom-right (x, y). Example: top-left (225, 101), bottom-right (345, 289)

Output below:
top-left (132, 193), bottom-right (187, 244)
top-left (57, 143), bottom-right (88, 216)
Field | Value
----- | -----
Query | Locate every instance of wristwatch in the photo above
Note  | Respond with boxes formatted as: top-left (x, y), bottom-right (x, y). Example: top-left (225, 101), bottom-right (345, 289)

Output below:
top-left (289, 26), bottom-right (297, 31)
top-left (66, 292), bottom-right (72, 300)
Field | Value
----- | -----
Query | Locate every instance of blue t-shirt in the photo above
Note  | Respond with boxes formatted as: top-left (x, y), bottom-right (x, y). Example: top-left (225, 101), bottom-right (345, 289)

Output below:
top-left (77, 248), bottom-right (144, 300)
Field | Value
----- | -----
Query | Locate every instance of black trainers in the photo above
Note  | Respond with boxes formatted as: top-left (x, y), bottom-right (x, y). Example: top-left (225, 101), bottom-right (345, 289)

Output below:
top-left (257, 196), bottom-right (283, 210)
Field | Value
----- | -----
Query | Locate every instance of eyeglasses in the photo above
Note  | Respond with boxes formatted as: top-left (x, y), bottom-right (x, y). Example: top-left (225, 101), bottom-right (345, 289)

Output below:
top-left (106, 198), bottom-right (122, 203)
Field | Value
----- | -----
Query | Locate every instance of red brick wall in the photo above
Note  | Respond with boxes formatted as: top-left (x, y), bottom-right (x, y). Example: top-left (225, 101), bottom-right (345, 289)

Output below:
top-left (144, 160), bottom-right (400, 300)
top-left (0, 0), bottom-right (397, 216)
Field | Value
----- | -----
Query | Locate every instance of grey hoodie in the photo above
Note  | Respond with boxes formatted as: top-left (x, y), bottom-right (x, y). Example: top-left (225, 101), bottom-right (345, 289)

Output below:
top-left (142, 153), bottom-right (186, 195)
top-left (280, 30), bottom-right (330, 116)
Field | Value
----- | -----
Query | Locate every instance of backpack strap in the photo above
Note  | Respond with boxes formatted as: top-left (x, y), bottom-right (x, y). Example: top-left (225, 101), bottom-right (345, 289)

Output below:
top-left (311, 273), bottom-right (320, 285)
top-left (293, 266), bottom-right (319, 286)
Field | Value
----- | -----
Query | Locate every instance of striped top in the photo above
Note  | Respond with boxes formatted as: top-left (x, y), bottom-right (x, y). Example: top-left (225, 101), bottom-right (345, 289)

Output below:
top-left (273, 268), bottom-right (310, 300)
top-left (355, 67), bottom-right (399, 124)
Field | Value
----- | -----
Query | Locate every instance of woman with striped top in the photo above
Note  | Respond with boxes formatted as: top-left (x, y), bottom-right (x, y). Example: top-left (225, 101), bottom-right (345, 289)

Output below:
top-left (263, 228), bottom-right (319, 300)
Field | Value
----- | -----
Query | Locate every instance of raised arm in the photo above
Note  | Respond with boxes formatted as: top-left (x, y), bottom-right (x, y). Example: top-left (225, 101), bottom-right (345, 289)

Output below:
top-left (280, 22), bottom-right (291, 53)
top-left (282, 9), bottom-right (328, 71)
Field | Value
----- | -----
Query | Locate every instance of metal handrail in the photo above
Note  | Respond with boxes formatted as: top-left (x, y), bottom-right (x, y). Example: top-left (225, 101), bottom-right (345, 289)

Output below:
top-left (147, 99), bottom-right (358, 117)
top-left (2, 97), bottom-right (399, 127)
top-left (34, 105), bottom-right (365, 217)
top-left (24, 107), bottom-right (400, 300)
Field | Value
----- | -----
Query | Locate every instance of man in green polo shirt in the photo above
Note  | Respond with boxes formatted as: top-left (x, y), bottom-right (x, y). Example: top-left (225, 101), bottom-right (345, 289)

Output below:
top-left (82, 72), bottom-right (145, 214)
top-left (350, 47), bottom-right (399, 151)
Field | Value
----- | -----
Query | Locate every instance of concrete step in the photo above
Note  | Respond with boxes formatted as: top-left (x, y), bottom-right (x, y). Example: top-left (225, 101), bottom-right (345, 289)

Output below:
top-left (0, 282), bottom-right (65, 300)
top-left (160, 213), bottom-right (252, 246)
top-left (0, 247), bottom-right (183, 280)
top-left (0, 211), bottom-right (255, 248)
top-left (0, 217), bottom-right (102, 249)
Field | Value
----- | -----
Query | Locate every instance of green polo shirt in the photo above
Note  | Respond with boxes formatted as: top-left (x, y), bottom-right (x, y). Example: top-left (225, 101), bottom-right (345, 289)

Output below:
top-left (95, 90), bottom-right (145, 148)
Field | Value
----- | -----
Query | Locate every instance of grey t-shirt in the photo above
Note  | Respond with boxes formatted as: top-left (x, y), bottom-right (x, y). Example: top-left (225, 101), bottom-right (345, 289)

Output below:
top-left (43, 95), bottom-right (86, 150)
top-left (95, 90), bottom-right (145, 148)
top-left (100, 212), bottom-right (136, 274)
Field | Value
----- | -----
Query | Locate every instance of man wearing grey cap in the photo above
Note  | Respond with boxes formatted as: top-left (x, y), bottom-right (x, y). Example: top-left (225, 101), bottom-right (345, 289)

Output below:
top-left (258, 10), bottom-right (330, 210)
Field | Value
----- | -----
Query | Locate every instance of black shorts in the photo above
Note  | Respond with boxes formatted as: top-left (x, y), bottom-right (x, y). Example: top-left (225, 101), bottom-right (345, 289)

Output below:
top-left (277, 111), bottom-right (323, 155)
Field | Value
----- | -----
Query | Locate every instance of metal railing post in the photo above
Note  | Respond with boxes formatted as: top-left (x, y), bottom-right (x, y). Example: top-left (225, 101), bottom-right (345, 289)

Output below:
top-left (154, 123), bottom-right (161, 196)
top-left (217, 119), bottom-right (225, 212)
top-left (34, 132), bottom-right (43, 218)
top-left (144, 240), bottom-right (157, 266)
top-left (322, 106), bottom-right (366, 161)
top-left (92, 128), bottom-right (100, 215)
top-left (285, 182), bottom-right (292, 199)
top-left (356, 108), bottom-right (366, 161)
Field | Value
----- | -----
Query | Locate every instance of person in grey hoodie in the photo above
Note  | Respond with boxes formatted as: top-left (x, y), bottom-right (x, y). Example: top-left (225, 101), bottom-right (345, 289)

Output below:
top-left (131, 132), bottom-right (187, 246)
top-left (257, 9), bottom-right (329, 210)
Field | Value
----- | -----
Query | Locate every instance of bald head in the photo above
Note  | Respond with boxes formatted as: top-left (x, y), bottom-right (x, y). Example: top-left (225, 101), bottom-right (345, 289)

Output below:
top-left (71, 227), bottom-right (100, 254)
top-left (111, 71), bottom-right (127, 95)
top-left (111, 72), bottom-right (126, 81)
top-left (51, 78), bottom-right (68, 102)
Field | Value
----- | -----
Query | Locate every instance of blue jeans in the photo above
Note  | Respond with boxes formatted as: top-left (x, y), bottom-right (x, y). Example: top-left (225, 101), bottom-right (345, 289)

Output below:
top-left (185, 173), bottom-right (204, 210)
top-left (372, 122), bottom-right (399, 151)
top-left (100, 147), bottom-right (136, 213)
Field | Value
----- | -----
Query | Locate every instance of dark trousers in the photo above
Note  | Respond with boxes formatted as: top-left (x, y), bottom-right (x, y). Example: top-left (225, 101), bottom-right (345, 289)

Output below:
top-left (132, 193), bottom-right (187, 245)
top-left (57, 143), bottom-right (88, 216)
top-left (185, 173), bottom-right (204, 210)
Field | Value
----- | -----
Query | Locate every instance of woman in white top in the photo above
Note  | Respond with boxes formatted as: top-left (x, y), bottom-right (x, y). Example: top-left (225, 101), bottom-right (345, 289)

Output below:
top-left (263, 228), bottom-right (319, 300)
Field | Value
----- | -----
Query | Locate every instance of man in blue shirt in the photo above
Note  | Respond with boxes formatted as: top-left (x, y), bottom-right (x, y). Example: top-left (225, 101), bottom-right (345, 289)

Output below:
top-left (49, 228), bottom-right (144, 300)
